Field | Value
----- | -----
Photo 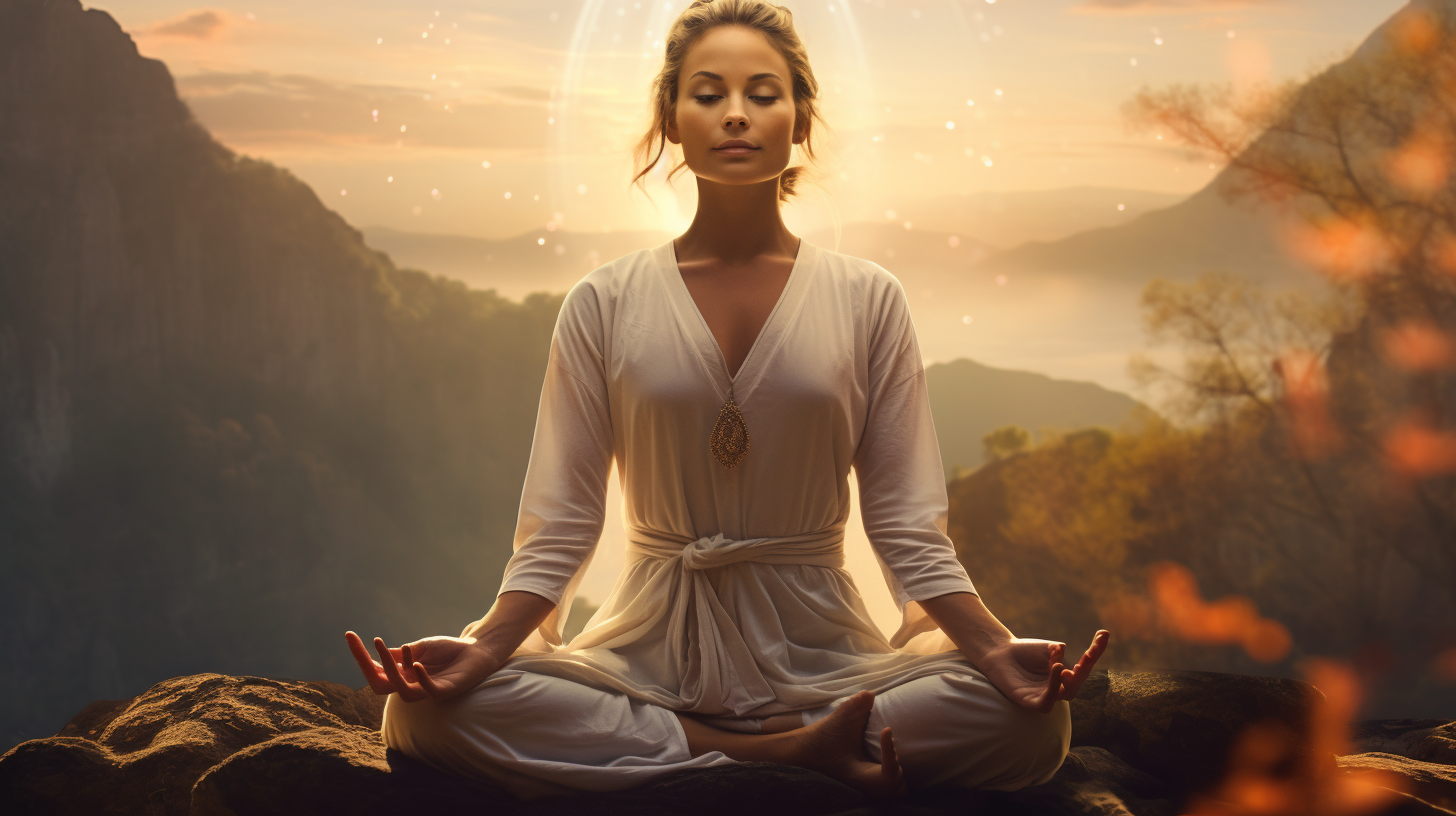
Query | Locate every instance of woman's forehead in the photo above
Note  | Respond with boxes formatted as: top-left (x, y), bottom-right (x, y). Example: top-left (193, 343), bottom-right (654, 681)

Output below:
top-left (681, 27), bottom-right (789, 80)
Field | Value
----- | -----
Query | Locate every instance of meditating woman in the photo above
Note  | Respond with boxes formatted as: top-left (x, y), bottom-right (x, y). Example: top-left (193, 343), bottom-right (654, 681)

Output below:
top-left (345, 0), bottom-right (1108, 800)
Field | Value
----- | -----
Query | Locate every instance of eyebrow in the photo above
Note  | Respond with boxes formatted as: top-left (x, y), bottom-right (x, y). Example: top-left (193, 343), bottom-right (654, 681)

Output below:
top-left (689, 71), bottom-right (783, 82)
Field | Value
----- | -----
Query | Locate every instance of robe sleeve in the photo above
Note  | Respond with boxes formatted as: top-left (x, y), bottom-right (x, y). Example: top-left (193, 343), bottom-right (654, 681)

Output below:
top-left (482, 280), bottom-right (614, 651)
top-left (852, 272), bottom-right (978, 649)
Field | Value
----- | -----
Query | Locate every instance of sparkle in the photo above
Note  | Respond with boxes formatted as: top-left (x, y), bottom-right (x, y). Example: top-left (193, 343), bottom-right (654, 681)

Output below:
top-left (1130, 57), bottom-right (1138, 67)
top-left (962, 315), bottom-right (973, 324)
top-left (945, 121), bottom-right (955, 130)
top-left (340, 189), bottom-right (347, 196)
top-left (376, 37), bottom-right (382, 45)
top-left (966, 99), bottom-right (975, 106)
top-left (994, 88), bottom-right (1003, 96)
top-left (903, 221), bottom-right (913, 230)
top-left (422, 32), bottom-right (428, 38)
top-left (387, 176), bottom-right (393, 182)
top-left (1118, 204), bottom-right (1126, 211)
top-left (538, 237), bottom-right (546, 245)
top-left (885, 209), bottom-right (897, 220)
top-left (982, 156), bottom-right (993, 166)
top-left (577, 183), bottom-right (588, 194)
top-left (504, 191), bottom-right (512, 199)
top-left (400, 125), bottom-right (407, 132)
top-left (481, 160), bottom-right (491, 168)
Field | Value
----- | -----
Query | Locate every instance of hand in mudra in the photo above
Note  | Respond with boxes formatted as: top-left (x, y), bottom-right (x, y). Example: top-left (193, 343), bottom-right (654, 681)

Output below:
top-left (977, 630), bottom-right (1109, 713)
top-left (345, 631), bottom-right (503, 702)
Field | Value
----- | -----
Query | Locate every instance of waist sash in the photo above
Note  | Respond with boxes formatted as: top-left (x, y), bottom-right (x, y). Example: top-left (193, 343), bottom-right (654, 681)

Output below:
top-left (625, 525), bottom-right (846, 571)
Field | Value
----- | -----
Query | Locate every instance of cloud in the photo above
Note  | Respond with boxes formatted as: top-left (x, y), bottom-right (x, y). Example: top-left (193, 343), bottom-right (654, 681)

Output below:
top-left (145, 9), bottom-right (228, 39)
top-left (174, 70), bottom-right (556, 152)
top-left (1070, 0), bottom-right (1288, 14)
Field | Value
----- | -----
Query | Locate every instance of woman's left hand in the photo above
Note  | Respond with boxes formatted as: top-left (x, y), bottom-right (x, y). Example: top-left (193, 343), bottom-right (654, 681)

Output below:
top-left (974, 630), bottom-right (1109, 713)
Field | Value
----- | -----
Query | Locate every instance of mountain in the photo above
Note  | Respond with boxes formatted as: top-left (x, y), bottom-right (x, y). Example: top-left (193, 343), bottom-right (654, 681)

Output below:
top-left (925, 359), bottom-right (1153, 479)
top-left (359, 186), bottom-right (1179, 301)
top-left (0, 0), bottom-right (561, 751)
top-left (971, 181), bottom-right (1320, 288)
top-left (891, 186), bottom-right (1184, 251)
top-left (360, 226), bottom-right (671, 303)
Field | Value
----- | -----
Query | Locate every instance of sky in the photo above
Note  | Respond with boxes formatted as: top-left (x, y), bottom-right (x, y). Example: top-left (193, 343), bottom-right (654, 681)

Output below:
top-left (109, 0), bottom-right (1409, 241)
top-left (104, 0), bottom-right (1414, 633)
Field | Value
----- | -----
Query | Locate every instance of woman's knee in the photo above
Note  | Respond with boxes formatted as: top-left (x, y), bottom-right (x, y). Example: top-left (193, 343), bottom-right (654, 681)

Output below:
top-left (872, 672), bottom-right (1070, 791)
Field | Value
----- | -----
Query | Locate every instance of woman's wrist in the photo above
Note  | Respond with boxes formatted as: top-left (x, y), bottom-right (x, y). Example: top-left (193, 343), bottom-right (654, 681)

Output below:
top-left (917, 591), bottom-right (1015, 664)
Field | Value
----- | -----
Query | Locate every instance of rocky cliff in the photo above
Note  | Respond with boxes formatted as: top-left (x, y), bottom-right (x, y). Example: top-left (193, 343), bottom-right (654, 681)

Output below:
top-left (1, 669), bottom-right (1452, 816)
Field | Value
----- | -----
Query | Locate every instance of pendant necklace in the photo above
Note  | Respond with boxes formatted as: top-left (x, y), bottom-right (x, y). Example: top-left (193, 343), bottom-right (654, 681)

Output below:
top-left (709, 380), bottom-right (750, 468)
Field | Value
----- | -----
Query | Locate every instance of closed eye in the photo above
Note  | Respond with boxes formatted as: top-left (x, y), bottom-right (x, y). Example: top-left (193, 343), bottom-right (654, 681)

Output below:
top-left (694, 95), bottom-right (778, 104)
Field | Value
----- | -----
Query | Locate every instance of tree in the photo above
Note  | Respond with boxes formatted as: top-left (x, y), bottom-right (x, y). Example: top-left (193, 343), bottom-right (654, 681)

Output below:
top-left (982, 425), bottom-right (1031, 462)
top-left (1118, 2), bottom-right (1456, 691)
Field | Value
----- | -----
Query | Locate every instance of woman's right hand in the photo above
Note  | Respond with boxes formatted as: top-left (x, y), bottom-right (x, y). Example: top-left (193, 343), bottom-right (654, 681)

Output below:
top-left (345, 631), bottom-right (505, 702)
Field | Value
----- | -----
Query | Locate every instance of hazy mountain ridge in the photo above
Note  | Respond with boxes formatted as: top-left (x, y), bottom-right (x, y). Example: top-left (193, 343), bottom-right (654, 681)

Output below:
top-left (0, 0), bottom-right (561, 750)
top-left (926, 358), bottom-right (1152, 478)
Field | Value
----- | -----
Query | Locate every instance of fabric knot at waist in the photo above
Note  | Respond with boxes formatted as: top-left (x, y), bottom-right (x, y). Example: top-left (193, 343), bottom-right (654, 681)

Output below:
top-left (625, 524), bottom-right (846, 571)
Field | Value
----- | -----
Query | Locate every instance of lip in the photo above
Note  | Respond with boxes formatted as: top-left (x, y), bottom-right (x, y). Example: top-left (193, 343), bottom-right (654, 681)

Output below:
top-left (714, 140), bottom-right (758, 150)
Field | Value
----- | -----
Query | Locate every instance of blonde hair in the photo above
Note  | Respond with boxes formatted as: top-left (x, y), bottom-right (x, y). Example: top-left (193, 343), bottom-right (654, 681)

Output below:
top-left (630, 0), bottom-right (827, 204)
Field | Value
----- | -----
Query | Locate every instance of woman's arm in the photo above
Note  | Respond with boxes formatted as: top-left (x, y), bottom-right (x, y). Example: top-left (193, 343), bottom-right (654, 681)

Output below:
top-left (461, 590), bottom-right (560, 655)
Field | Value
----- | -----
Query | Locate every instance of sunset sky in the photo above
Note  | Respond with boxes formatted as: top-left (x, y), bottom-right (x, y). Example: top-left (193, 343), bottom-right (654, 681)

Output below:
top-left (111, 0), bottom-right (1407, 241)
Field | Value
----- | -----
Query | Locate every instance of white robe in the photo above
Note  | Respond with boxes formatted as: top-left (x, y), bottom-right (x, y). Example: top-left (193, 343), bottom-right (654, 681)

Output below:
top-left (382, 237), bottom-right (1071, 797)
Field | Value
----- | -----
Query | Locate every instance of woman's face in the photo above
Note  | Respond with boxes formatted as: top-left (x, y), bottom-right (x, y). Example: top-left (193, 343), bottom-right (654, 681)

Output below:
top-left (668, 25), bottom-right (803, 187)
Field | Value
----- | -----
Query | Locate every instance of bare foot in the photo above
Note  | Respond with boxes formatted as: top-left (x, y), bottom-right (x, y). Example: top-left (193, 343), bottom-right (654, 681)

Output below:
top-left (779, 691), bottom-right (906, 800)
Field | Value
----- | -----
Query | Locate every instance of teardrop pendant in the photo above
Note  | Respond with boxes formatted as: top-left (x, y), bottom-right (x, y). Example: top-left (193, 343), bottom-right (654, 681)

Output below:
top-left (709, 393), bottom-right (750, 468)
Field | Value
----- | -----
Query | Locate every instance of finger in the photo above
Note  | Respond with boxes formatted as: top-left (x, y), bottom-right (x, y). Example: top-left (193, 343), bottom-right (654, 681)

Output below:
top-left (879, 727), bottom-right (906, 797)
top-left (401, 643), bottom-right (419, 683)
top-left (1048, 642), bottom-right (1066, 671)
top-left (413, 660), bottom-right (450, 699)
top-left (1061, 631), bottom-right (1111, 700)
top-left (345, 632), bottom-right (393, 694)
top-left (1039, 662), bottom-right (1064, 712)
top-left (375, 637), bottom-right (424, 701)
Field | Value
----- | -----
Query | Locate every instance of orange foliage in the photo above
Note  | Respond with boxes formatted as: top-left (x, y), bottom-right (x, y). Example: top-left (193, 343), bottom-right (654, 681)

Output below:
top-left (1388, 6), bottom-right (1441, 55)
top-left (1379, 320), bottom-right (1456, 371)
top-left (1182, 660), bottom-right (1407, 816)
top-left (1100, 562), bottom-right (1293, 664)
top-left (1273, 349), bottom-right (1345, 460)
top-left (1279, 215), bottom-right (1396, 282)
top-left (1382, 414), bottom-right (1456, 477)
top-left (1385, 126), bottom-right (1451, 200)
top-left (1433, 229), bottom-right (1456, 277)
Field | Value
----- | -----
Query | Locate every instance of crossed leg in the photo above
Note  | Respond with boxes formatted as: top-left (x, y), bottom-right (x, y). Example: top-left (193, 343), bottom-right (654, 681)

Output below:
top-left (382, 667), bottom-right (1068, 802)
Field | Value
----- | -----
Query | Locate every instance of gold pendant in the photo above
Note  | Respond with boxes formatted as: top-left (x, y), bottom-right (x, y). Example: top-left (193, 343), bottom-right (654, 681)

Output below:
top-left (709, 395), bottom-right (750, 468)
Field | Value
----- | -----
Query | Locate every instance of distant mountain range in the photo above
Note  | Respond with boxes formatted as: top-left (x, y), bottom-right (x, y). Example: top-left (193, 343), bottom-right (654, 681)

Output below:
top-left (360, 186), bottom-right (1181, 303)
top-left (925, 359), bottom-right (1152, 478)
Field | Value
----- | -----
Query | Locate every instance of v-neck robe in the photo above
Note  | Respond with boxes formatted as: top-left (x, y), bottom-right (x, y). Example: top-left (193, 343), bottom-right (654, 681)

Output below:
top-left (476, 236), bottom-right (981, 719)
